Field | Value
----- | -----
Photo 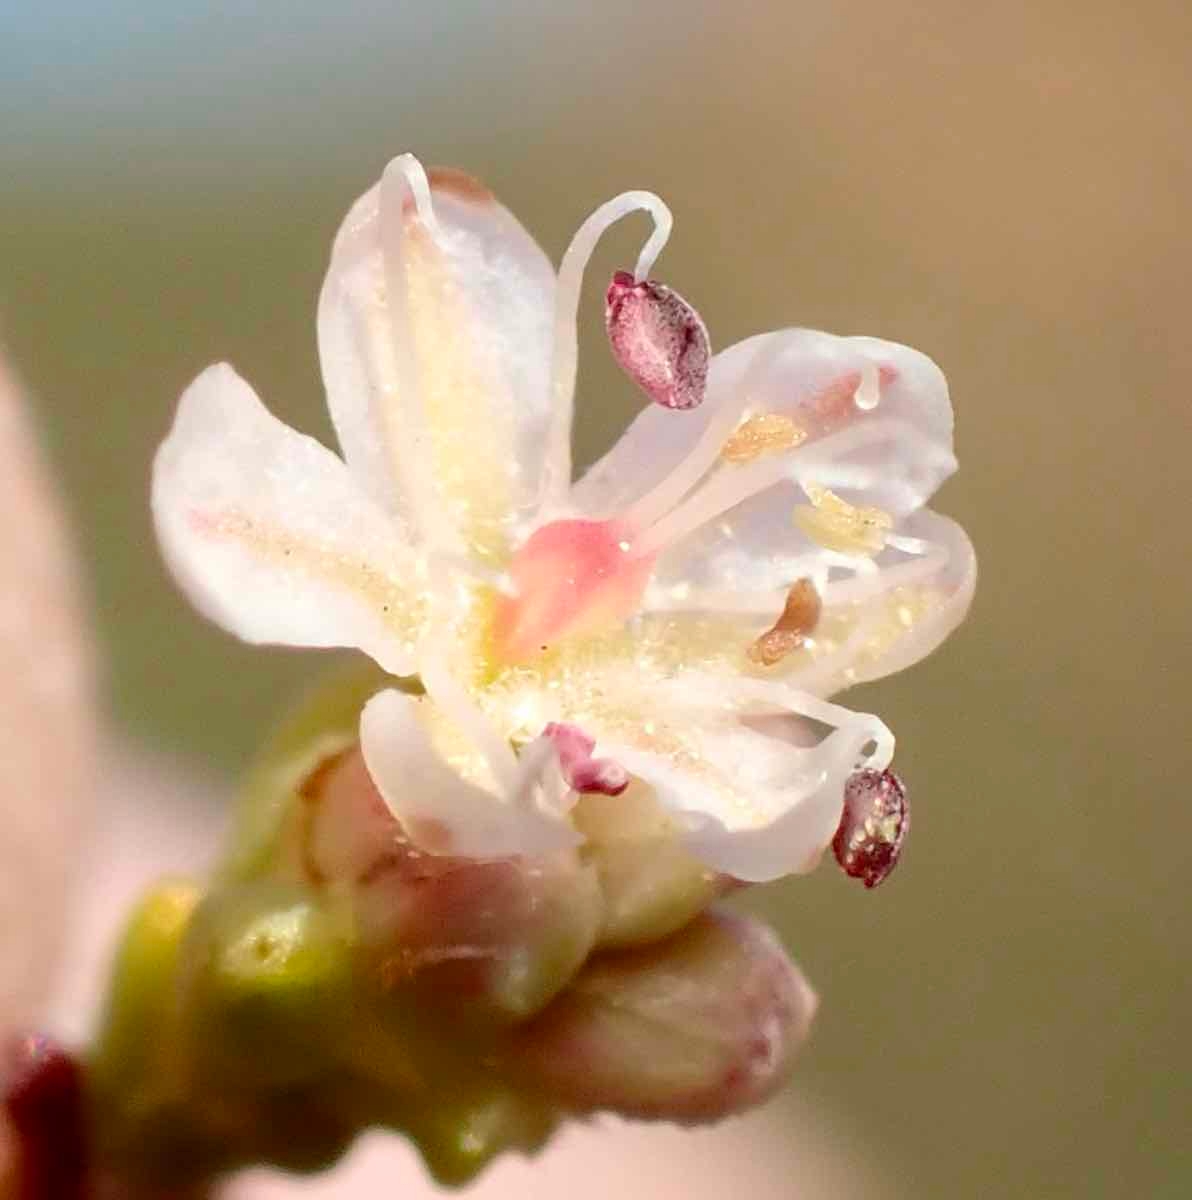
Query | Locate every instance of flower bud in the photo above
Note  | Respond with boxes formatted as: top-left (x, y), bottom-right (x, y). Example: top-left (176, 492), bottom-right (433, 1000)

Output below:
top-left (403, 1082), bottom-right (556, 1187)
top-left (300, 748), bottom-right (603, 1023)
top-left (574, 785), bottom-right (725, 949)
top-left (178, 883), bottom-right (352, 1088)
top-left (513, 911), bottom-right (816, 1121)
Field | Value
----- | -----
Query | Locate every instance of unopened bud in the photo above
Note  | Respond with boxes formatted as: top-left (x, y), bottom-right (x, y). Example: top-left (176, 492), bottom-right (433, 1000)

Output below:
top-left (513, 911), bottom-right (816, 1121)
top-left (833, 768), bottom-right (909, 888)
top-left (605, 271), bottom-right (709, 410)
top-left (574, 785), bottom-right (724, 949)
top-left (301, 749), bottom-right (602, 1023)
top-left (180, 883), bottom-right (352, 1087)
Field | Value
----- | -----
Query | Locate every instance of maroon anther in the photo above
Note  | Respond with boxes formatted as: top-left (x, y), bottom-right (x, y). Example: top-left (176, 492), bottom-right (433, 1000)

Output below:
top-left (605, 271), bottom-right (710, 410)
top-left (544, 722), bottom-right (630, 796)
top-left (832, 769), bottom-right (909, 889)
top-left (3, 1032), bottom-right (88, 1200)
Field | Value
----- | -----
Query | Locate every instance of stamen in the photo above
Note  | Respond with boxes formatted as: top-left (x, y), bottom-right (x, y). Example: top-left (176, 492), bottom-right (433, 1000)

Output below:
top-left (427, 549), bottom-right (512, 592)
top-left (418, 654), bottom-right (519, 795)
top-left (784, 416), bottom-right (957, 486)
top-left (377, 154), bottom-right (458, 551)
top-left (794, 484), bottom-right (893, 557)
top-left (544, 722), bottom-right (630, 796)
top-left (832, 768), bottom-right (908, 888)
top-left (621, 332), bottom-right (790, 532)
top-left (628, 454), bottom-right (797, 558)
top-left (821, 537), bottom-right (947, 605)
top-left (541, 191), bottom-right (673, 508)
top-left (605, 272), bottom-right (710, 410)
top-left (747, 578), bottom-right (822, 667)
top-left (624, 367), bottom-right (913, 558)
top-left (727, 677), bottom-right (895, 770)
top-left (721, 413), bottom-right (807, 464)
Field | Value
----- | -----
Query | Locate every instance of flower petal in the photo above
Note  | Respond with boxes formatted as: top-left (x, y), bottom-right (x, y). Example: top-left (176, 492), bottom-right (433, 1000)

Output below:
top-left (605, 720), bottom-right (873, 883)
top-left (152, 363), bottom-right (424, 674)
top-left (317, 159), bottom-right (557, 559)
top-left (486, 666), bottom-right (889, 883)
top-left (572, 328), bottom-right (956, 524)
top-left (359, 688), bottom-right (579, 859)
top-left (632, 506), bottom-right (975, 693)
top-left (845, 508), bottom-right (977, 684)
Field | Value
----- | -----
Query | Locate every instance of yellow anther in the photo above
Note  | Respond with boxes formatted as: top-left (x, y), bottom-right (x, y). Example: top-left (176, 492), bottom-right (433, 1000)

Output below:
top-left (747, 577), bottom-right (822, 667)
top-left (793, 485), bottom-right (892, 556)
top-left (720, 413), bottom-right (806, 465)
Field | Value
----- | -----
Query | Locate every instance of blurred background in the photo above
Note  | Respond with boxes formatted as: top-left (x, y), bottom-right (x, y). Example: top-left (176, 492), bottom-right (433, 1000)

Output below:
top-left (2, 1), bottom-right (1189, 1196)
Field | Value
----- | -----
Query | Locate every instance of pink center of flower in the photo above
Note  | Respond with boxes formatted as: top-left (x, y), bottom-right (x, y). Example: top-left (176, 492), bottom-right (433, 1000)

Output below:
top-left (493, 518), bottom-right (656, 662)
top-left (543, 721), bottom-right (629, 795)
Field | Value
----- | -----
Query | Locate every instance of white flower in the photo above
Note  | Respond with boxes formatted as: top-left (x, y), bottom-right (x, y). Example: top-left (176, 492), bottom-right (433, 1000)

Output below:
top-left (152, 154), bottom-right (975, 883)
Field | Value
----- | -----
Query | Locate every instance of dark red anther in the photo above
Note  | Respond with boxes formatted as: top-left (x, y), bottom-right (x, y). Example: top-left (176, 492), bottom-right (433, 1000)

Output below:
top-left (605, 271), bottom-right (710, 410)
top-left (832, 769), bottom-right (908, 889)
top-left (3, 1033), bottom-right (88, 1200)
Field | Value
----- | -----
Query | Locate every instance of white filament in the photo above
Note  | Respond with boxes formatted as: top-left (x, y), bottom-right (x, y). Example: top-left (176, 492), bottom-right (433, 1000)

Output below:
top-left (427, 549), bottom-right (512, 591)
top-left (730, 676), bottom-right (895, 769)
top-left (540, 190), bottom-right (674, 510)
top-left (508, 734), bottom-right (574, 817)
top-left (418, 547), bottom-right (520, 794)
top-left (824, 539), bottom-right (949, 604)
top-left (377, 154), bottom-right (459, 551)
top-left (787, 417), bottom-right (957, 482)
top-left (621, 333), bottom-right (794, 532)
top-left (419, 653), bottom-right (520, 795)
top-left (629, 415), bottom-right (950, 561)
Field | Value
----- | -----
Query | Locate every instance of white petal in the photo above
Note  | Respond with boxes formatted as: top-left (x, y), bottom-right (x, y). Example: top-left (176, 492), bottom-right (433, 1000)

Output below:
top-left (360, 688), bottom-right (579, 859)
top-left (152, 363), bottom-right (424, 674)
top-left (846, 508), bottom-right (977, 684)
top-left (572, 328), bottom-right (956, 524)
top-left (317, 160), bottom-right (557, 558)
top-left (584, 674), bottom-right (886, 883)
top-left (492, 660), bottom-right (888, 881)
top-left (634, 505), bottom-right (975, 695)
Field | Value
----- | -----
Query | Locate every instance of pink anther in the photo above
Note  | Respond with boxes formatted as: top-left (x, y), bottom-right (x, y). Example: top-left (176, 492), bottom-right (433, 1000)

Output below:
top-left (605, 271), bottom-right (710, 410)
top-left (543, 722), bottom-right (630, 796)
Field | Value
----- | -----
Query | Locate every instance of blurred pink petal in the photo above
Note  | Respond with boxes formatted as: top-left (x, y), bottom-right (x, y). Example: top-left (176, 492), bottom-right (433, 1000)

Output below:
top-left (0, 352), bottom-right (94, 1033)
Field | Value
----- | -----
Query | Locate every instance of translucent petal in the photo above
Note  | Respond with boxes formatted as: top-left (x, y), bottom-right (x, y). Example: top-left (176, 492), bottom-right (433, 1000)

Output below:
top-left (317, 162), bottom-right (557, 559)
top-left (152, 363), bottom-right (424, 674)
top-left (359, 688), bottom-right (580, 859)
top-left (572, 328), bottom-right (956, 525)
top-left (482, 664), bottom-right (888, 883)
top-left (571, 332), bottom-right (786, 520)
top-left (632, 506), bottom-right (975, 694)
top-left (845, 508), bottom-right (977, 685)
top-left (585, 675), bottom-right (888, 883)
